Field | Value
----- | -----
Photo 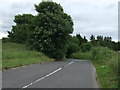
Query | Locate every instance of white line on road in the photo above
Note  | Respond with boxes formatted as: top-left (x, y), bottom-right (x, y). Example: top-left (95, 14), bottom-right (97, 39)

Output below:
top-left (22, 68), bottom-right (62, 89)
top-left (22, 61), bottom-right (74, 89)
top-left (64, 61), bottom-right (74, 67)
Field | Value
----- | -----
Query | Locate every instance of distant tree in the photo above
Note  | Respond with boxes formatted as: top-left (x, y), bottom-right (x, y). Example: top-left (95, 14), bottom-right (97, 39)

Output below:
top-left (66, 36), bottom-right (79, 57)
top-left (83, 36), bottom-right (88, 43)
top-left (90, 35), bottom-right (96, 45)
top-left (2, 37), bottom-right (10, 43)
top-left (104, 36), bottom-right (112, 42)
top-left (76, 34), bottom-right (84, 46)
top-left (111, 41), bottom-right (118, 51)
top-left (69, 36), bottom-right (79, 45)
top-left (96, 35), bottom-right (103, 41)
top-left (96, 35), bottom-right (103, 46)
top-left (90, 35), bottom-right (95, 41)
top-left (29, 1), bottom-right (74, 60)
top-left (81, 43), bottom-right (92, 52)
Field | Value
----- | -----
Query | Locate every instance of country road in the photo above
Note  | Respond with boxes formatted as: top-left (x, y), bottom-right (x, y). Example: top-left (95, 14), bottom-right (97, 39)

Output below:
top-left (2, 59), bottom-right (99, 89)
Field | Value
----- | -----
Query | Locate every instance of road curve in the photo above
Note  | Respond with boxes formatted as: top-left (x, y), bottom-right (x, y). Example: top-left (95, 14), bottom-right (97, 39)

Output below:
top-left (2, 59), bottom-right (99, 88)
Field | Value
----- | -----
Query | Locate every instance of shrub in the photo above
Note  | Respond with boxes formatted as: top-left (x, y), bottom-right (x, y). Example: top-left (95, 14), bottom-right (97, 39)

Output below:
top-left (70, 46), bottom-right (118, 88)
top-left (2, 37), bottom-right (10, 43)
top-left (81, 43), bottom-right (92, 52)
top-left (70, 51), bottom-right (91, 60)
top-left (66, 43), bottom-right (79, 57)
top-left (90, 47), bottom-right (113, 61)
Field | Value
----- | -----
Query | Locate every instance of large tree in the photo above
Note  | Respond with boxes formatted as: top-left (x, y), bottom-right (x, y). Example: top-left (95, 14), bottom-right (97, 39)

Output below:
top-left (29, 1), bottom-right (74, 60)
top-left (8, 14), bottom-right (34, 43)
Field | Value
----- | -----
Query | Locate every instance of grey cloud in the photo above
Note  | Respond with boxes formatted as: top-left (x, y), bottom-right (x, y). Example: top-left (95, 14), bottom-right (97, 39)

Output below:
top-left (0, 0), bottom-right (118, 41)
top-left (0, 1), bottom-right (37, 35)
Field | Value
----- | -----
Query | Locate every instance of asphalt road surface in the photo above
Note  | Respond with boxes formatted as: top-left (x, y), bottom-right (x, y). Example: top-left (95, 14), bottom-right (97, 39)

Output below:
top-left (2, 59), bottom-right (99, 88)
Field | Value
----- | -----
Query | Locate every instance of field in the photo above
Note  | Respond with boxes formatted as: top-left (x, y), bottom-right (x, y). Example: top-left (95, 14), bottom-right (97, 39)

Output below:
top-left (71, 47), bottom-right (118, 88)
top-left (2, 42), bottom-right (54, 69)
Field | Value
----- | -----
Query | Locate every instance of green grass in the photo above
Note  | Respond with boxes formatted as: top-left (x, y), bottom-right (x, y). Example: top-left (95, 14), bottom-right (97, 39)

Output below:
top-left (2, 42), bottom-right (54, 69)
top-left (70, 51), bottom-right (91, 60)
top-left (71, 46), bottom-right (118, 88)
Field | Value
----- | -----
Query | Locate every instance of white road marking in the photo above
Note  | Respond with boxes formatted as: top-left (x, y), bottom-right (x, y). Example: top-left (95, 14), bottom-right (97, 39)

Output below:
top-left (22, 61), bottom-right (74, 89)
top-left (64, 61), bottom-right (74, 67)
top-left (22, 68), bottom-right (62, 89)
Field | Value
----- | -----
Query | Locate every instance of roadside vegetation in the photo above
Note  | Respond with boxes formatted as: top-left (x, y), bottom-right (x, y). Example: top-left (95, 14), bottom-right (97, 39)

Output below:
top-left (2, 42), bottom-right (54, 69)
top-left (71, 47), bottom-right (118, 88)
top-left (66, 34), bottom-right (119, 88)
top-left (1, 1), bottom-right (119, 88)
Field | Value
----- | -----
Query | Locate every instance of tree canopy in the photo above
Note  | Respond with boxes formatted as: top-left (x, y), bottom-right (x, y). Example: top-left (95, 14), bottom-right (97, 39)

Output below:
top-left (8, 14), bottom-right (34, 43)
top-left (30, 2), bottom-right (73, 60)
top-left (8, 1), bottom-right (74, 60)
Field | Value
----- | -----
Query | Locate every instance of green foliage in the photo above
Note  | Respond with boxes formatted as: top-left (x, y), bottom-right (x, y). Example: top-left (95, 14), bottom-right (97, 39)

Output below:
top-left (90, 35), bottom-right (96, 45)
top-left (7, 1), bottom-right (73, 60)
top-left (8, 14), bottom-right (34, 43)
top-left (66, 42), bottom-right (79, 58)
top-left (70, 47), bottom-right (118, 88)
top-left (76, 34), bottom-right (87, 46)
top-left (3, 42), bottom-right (40, 60)
top-left (81, 43), bottom-right (92, 52)
top-left (96, 35), bottom-right (103, 41)
top-left (70, 51), bottom-right (91, 60)
top-left (89, 35), bottom-right (118, 51)
top-left (69, 36), bottom-right (79, 45)
top-left (91, 47), bottom-right (113, 61)
top-left (29, 2), bottom-right (73, 60)
top-left (2, 37), bottom-right (10, 43)
top-left (118, 42), bottom-right (120, 51)
top-left (2, 42), bottom-right (54, 69)
top-left (35, 2), bottom-right (63, 14)
top-left (66, 35), bottom-right (89, 57)
top-left (66, 36), bottom-right (79, 57)
top-left (83, 36), bottom-right (88, 43)
top-left (90, 47), bottom-right (100, 60)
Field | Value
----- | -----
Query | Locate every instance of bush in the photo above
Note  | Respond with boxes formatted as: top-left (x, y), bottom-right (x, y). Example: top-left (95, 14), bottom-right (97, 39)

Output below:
top-left (90, 47), bottom-right (100, 60)
top-left (90, 47), bottom-right (113, 61)
top-left (66, 43), bottom-right (79, 57)
top-left (70, 47), bottom-right (118, 88)
top-left (2, 37), bottom-right (10, 43)
top-left (70, 51), bottom-right (91, 60)
top-left (81, 43), bottom-right (92, 52)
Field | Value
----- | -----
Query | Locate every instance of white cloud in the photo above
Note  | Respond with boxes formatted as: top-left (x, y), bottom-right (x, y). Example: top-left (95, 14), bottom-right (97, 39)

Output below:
top-left (60, 1), bottom-right (118, 41)
top-left (0, 33), bottom-right (8, 39)
top-left (0, 0), bottom-right (118, 41)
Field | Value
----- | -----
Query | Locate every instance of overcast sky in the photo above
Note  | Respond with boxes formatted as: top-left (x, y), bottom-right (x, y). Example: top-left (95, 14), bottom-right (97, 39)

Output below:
top-left (0, 0), bottom-right (118, 41)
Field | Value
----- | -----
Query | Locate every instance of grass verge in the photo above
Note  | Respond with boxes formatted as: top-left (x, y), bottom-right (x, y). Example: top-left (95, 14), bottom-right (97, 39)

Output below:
top-left (2, 42), bottom-right (54, 70)
top-left (71, 46), bottom-right (118, 88)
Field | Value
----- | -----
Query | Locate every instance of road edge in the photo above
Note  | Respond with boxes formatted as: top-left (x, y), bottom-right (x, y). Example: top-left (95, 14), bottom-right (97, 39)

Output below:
top-left (90, 61), bottom-right (101, 88)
